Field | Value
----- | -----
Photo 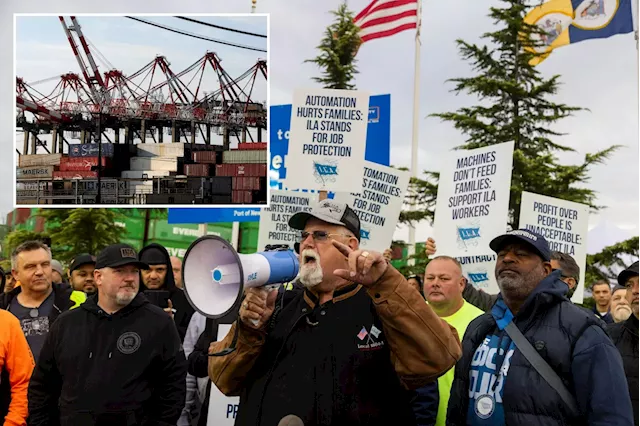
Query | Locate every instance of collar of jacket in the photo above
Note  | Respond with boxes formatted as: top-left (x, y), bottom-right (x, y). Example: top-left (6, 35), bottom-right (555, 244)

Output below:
top-left (1, 282), bottom-right (74, 315)
top-left (303, 282), bottom-right (361, 309)
top-left (494, 270), bottom-right (567, 323)
top-left (81, 292), bottom-right (148, 317)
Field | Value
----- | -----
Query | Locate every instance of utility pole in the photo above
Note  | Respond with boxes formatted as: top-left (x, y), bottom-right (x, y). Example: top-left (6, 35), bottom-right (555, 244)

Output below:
top-left (251, 0), bottom-right (257, 13)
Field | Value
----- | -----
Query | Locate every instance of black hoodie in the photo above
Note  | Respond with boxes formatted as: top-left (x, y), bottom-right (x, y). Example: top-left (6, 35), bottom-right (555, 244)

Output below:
top-left (138, 243), bottom-right (195, 342)
top-left (28, 292), bottom-right (187, 426)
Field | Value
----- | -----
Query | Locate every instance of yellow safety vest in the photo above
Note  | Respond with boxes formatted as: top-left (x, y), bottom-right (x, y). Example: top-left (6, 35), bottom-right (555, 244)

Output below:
top-left (69, 290), bottom-right (87, 309)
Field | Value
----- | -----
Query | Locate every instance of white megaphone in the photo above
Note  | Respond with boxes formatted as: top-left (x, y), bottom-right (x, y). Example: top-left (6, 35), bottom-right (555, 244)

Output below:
top-left (182, 235), bottom-right (299, 320)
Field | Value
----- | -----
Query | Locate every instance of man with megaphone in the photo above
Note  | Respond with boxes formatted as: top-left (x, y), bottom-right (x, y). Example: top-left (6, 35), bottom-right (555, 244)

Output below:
top-left (208, 199), bottom-right (462, 426)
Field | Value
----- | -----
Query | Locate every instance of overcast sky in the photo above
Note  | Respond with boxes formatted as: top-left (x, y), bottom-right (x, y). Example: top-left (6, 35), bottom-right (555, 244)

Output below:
top-left (1, 0), bottom-right (637, 253)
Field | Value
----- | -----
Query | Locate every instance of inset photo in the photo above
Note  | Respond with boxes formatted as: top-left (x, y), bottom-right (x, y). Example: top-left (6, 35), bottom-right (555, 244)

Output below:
top-left (15, 13), bottom-right (269, 206)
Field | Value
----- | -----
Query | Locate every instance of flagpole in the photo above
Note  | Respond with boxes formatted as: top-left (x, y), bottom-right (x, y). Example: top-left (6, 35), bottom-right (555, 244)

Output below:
top-left (407, 0), bottom-right (422, 267)
top-left (635, 0), bottom-right (640, 156)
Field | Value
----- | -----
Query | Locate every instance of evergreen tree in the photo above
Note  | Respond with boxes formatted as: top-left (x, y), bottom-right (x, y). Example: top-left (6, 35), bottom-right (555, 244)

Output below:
top-left (586, 236), bottom-right (639, 285)
top-left (404, 0), bottom-right (619, 230)
top-left (37, 209), bottom-right (125, 263)
top-left (305, 2), bottom-right (362, 89)
top-left (4, 230), bottom-right (49, 259)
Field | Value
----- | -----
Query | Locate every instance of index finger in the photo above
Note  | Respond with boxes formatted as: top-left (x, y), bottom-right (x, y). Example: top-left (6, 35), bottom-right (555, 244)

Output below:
top-left (167, 299), bottom-right (173, 308)
top-left (331, 239), bottom-right (352, 257)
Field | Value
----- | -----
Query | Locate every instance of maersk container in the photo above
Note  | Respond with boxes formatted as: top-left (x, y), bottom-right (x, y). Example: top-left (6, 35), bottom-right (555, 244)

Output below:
top-left (130, 156), bottom-right (178, 172)
top-left (192, 151), bottom-right (217, 163)
top-left (59, 157), bottom-right (109, 171)
top-left (136, 143), bottom-right (185, 158)
top-left (222, 150), bottom-right (267, 164)
top-left (53, 171), bottom-right (98, 179)
top-left (232, 176), bottom-right (261, 191)
top-left (18, 154), bottom-right (62, 167)
top-left (17, 166), bottom-right (54, 180)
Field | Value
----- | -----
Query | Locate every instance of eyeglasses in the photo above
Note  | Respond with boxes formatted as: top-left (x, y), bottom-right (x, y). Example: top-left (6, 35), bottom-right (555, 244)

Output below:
top-left (299, 230), bottom-right (353, 243)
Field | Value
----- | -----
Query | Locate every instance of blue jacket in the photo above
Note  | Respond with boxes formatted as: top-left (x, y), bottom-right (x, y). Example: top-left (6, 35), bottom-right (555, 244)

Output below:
top-left (447, 270), bottom-right (634, 425)
top-left (409, 382), bottom-right (438, 426)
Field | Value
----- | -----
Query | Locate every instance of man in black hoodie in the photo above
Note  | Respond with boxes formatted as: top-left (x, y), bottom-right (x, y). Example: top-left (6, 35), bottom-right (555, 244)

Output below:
top-left (138, 243), bottom-right (195, 342)
top-left (28, 243), bottom-right (187, 426)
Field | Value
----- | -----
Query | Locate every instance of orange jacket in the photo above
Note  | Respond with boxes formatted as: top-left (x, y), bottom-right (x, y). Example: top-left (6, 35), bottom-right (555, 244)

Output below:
top-left (0, 309), bottom-right (34, 426)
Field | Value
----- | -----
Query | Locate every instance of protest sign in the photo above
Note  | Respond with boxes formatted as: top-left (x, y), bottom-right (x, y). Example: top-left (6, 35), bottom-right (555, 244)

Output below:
top-left (432, 141), bottom-right (514, 257)
top-left (519, 191), bottom-right (589, 303)
top-left (456, 253), bottom-right (499, 294)
top-left (333, 162), bottom-right (410, 252)
top-left (257, 190), bottom-right (318, 251)
top-left (284, 88), bottom-right (369, 192)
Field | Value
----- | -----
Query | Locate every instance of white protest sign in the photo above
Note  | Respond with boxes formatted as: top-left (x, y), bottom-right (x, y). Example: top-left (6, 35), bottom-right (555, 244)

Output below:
top-left (257, 190), bottom-right (318, 251)
top-left (456, 253), bottom-right (499, 295)
top-left (333, 162), bottom-right (410, 252)
top-left (519, 191), bottom-right (589, 303)
top-left (432, 141), bottom-right (514, 257)
top-left (207, 324), bottom-right (239, 425)
top-left (284, 88), bottom-right (369, 192)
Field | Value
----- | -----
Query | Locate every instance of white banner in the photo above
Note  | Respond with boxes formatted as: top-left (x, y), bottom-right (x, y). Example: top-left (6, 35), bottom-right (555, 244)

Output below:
top-left (333, 162), bottom-right (410, 252)
top-left (432, 141), bottom-right (514, 257)
top-left (283, 88), bottom-right (369, 192)
top-left (456, 253), bottom-right (499, 295)
top-left (207, 324), bottom-right (239, 425)
top-left (519, 191), bottom-right (589, 303)
top-left (257, 190), bottom-right (318, 251)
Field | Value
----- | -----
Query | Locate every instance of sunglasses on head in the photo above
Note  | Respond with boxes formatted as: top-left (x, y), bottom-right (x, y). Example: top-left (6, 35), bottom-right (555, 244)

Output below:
top-left (299, 230), bottom-right (353, 243)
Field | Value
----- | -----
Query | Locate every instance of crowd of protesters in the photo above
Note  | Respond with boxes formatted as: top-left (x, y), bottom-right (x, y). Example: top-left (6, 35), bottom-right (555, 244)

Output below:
top-left (0, 200), bottom-right (637, 426)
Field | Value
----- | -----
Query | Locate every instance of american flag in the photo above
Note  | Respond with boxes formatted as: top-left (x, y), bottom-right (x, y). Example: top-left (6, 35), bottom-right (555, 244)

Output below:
top-left (354, 0), bottom-right (419, 43)
top-left (357, 326), bottom-right (368, 340)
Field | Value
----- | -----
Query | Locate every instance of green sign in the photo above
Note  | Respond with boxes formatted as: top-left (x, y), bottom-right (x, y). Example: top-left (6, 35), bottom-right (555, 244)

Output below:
top-left (121, 238), bottom-right (143, 251)
top-left (147, 239), bottom-right (193, 260)
top-left (149, 220), bottom-right (233, 244)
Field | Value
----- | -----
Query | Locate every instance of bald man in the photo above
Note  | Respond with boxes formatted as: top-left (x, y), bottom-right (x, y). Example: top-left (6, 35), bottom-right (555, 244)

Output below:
top-left (170, 256), bottom-right (183, 290)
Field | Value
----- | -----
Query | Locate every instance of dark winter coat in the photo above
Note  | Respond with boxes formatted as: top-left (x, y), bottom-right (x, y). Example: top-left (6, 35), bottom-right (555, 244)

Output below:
top-left (27, 293), bottom-right (187, 426)
top-left (607, 315), bottom-right (639, 426)
top-left (447, 270), bottom-right (634, 426)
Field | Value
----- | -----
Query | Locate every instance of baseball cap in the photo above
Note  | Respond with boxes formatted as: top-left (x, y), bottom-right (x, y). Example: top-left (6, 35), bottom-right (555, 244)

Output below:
top-left (288, 199), bottom-right (361, 241)
top-left (69, 253), bottom-right (96, 273)
top-left (617, 261), bottom-right (639, 287)
top-left (50, 260), bottom-right (64, 276)
top-left (95, 244), bottom-right (148, 269)
top-left (489, 229), bottom-right (551, 261)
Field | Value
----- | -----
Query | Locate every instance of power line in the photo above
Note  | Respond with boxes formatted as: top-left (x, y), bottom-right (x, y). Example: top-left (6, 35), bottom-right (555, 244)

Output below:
top-left (175, 16), bottom-right (267, 38)
top-left (124, 16), bottom-right (266, 53)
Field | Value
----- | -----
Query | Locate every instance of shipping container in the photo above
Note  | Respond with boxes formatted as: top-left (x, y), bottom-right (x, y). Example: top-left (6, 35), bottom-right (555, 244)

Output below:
top-left (238, 222), bottom-right (259, 254)
top-left (222, 150), bottom-right (267, 164)
top-left (191, 151), bottom-right (217, 163)
top-left (18, 154), bottom-right (62, 167)
top-left (121, 170), bottom-right (171, 179)
top-left (53, 171), bottom-right (98, 179)
top-left (215, 163), bottom-right (267, 177)
top-left (145, 193), bottom-right (196, 204)
top-left (130, 156), bottom-right (178, 172)
top-left (16, 181), bottom-right (50, 191)
top-left (68, 143), bottom-right (115, 158)
top-left (149, 220), bottom-right (203, 243)
top-left (232, 176), bottom-right (261, 191)
top-left (6, 212), bottom-right (13, 228)
top-left (136, 143), bottom-right (185, 158)
top-left (34, 216), bottom-right (45, 232)
top-left (205, 223), bottom-right (234, 241)
top-left (59, 157), bottom-right (109, 171)
top-left (184, 164), bottom-right (210, 177)
top-left (113, 216), bottom-right (146, 241)
top-left (17, 166), bottom-right (54, 180)
top-left (208, 194), bottom-right (232, 204)
top-left (121, 238), bottom-right (144, 251)
top-left (237, 142), bottom-right (267, 150)
top-left (232, 190), bottom-right (253, 204)
top-left (14, 209), bottom-right (31, 226)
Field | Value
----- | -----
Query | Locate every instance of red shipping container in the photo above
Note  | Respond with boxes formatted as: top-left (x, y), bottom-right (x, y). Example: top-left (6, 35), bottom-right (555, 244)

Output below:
top-left (237, 142), bottom-right (267, 150)
top-left (232, 190), bottom-right (253, 204)
top-left (14, 209), bottom-right (31, 225)
top-left (216, 163), bottom-right (267, 177)
top-left (59, 157), bottom-right (109, 171)
top-left (35, 216), bottom-right (46, 233)
top-left (192, 151), bottom-right (217, 163)
top-left (232, 177), bottom-right (261, 190)
top-left (185, 164), bottom-right (210, 177)
top-left (6, 212), bottom-right (13, 227)
top-left (53, 171), bottom-right (98, 179)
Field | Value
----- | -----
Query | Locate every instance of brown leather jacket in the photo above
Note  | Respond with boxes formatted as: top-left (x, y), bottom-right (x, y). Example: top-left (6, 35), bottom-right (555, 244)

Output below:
top-left (209, 266), bottom-right (461, 396)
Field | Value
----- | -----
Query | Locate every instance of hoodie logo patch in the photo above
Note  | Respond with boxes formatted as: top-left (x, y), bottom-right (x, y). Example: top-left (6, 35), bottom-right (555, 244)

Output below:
top-left (117, 332), bottom-right (141, 354)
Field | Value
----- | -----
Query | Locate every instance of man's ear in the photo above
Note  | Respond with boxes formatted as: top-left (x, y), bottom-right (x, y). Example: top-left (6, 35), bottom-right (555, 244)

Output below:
top-left (348, 237), bottom-right (359, 251)
top-left (543, 261), bottom-right (553, 275)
